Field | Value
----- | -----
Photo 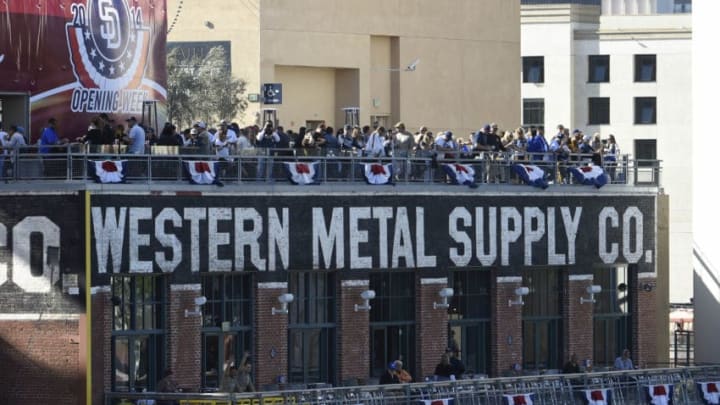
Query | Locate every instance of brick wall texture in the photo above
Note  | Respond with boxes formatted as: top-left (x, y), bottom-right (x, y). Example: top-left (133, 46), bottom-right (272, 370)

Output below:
top-left (563, 277), bottom-right (595, 365)
top-left (633, 276), bottom-right (658, 368)
top-left (338, 283), bottom-right (370, 384)
top-left (490, 277), bottom-right (523, 377)
top-left (254, 286), bottom-right (289, 387)
top-left (0, 319), bottom-right (83, 405)
top-left (168, 286), bottom-right (203, 391)
top-left (416, 278), bottom-right (449, 379)
top-left (92, 290), bottom-right (113, 405)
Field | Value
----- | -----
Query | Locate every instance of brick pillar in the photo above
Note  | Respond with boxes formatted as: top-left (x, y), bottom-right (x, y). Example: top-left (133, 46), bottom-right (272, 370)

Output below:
top-left (564, 274), bottom-right (595, 366)
top-left (91, 286), bottom-right (112, 405)
top-left (338, 280), bottom-right (371, 384)
top-left (416, 277), bottom-right (450, 380)
top-left (633, 272), bottom-right (658, 368)
top-left (255, 282), bottom-right (289, 388)
top-left (168, 284), bottom-right (203, 391)
top-left (491, 276), bottom-right (523, 377)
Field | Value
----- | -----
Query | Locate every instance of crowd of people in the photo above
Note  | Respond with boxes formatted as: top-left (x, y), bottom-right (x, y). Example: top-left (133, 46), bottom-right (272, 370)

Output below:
top-left (2, 115), bottom-right (622, 183)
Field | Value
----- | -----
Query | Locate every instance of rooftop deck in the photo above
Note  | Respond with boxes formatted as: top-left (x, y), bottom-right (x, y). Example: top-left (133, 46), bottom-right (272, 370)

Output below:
top-left (1, 145), bottom-right (660, 194)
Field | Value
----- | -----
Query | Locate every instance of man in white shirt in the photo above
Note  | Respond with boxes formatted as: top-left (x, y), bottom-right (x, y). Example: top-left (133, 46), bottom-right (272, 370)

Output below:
top-left (364, 127), bottom-right (387, 157)
top-left (124, 117), bottom-right (146, 154)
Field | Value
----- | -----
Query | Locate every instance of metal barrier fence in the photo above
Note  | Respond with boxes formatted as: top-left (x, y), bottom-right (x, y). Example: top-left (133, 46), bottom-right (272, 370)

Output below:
top-left (105, 365), bottom-right (720, 405)
top-left (1, 144), bottom-right (661, 187)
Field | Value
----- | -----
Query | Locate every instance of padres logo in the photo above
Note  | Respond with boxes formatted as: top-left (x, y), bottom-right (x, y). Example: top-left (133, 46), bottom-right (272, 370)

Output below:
top-left (67, 0), bottom-right (150, 90)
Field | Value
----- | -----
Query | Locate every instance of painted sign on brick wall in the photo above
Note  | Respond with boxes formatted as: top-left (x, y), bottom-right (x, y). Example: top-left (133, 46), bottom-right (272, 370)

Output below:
top-left (0, 193), bottom-right (85, 314)
top-left (90, 193), bottom-right (656, 283)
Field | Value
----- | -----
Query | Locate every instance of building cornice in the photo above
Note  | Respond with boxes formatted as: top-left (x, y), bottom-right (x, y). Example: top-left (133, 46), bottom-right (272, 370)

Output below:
top-left (575, 27), bottom-right (692, 41)
top-left (521, 4), bottom-right (601, 25)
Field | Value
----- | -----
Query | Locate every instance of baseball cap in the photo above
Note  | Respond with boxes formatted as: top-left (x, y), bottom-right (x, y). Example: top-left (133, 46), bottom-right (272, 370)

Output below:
top-left (125, 116), bottom-right (137, 122)
top-left (194, 121), bottom-right (207, 129)
top-left (483, 124), bottom-right (491, 131)
top-left (445, 131), bottom-right (453, 138)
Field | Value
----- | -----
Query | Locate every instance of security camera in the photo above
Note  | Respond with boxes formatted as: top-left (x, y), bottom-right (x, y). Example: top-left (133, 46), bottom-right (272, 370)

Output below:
top-left (195, 296), bottom-right (207, 306)
top-left (439, 288), bottom-right (454, 298)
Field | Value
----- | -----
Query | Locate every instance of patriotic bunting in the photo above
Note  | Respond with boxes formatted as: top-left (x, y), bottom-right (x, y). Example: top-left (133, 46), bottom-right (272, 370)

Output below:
top-left (88, 160), bottom-right (127, 183)
top-left (698, 382), bottom-right (720, 405)
top-left (568, 165), bottom-right (609, 189)
top-left (284, 161), bottom-right (320, 185)
top-left (502, 393), bottom-right (534, 405)
top-left (184, 160), bottom-right (222, 186)
top-left (646, 384), bottom-right (673, 405)
top-left (364, 163), bottom-right (393, 185)
top-left (419, 399), bottom-right (454, 405)
top-left (512, 163), bottom-right (548, 189)
top-left (443, 163), bottom-right (478, 188)
top-left (584, 388), bottom-right (611, 405)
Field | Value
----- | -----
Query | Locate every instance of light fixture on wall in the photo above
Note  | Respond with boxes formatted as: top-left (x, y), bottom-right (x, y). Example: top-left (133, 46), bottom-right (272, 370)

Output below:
top-left (433, 288), bottom-right (454, 310)
top-left (354, 290), bottom-right (376, 312)
top-left (580, 285), bottom-right (602, 304)
top-left (185, 296), bottom-right (207, 317)
top-left (272, 293), bottom-right (295, 315)
top-left (508, 287), bottom-right (530, 307)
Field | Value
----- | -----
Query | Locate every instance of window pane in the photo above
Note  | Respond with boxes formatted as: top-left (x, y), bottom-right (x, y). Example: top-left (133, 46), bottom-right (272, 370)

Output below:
top-left (523, 56), bottom-right (544, 83)
top-left (635, 55), bottom-right (656, 82)
top-left (203, 334), bottom-right (221, 388)
top-left (634, 97), bottom-right (657, 124)
top-left (114, 337), bottom-right (130, 391)
top-left (523, 98), bottom-right (545, 127)
top-left (588, 55), bottom-right (610, 82)
top-left (588, 98), bottom-right (610, 125)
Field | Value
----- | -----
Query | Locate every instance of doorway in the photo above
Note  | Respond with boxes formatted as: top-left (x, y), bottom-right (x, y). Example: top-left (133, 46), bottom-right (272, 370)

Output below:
top-left (0, 94), bottom-right (30, 142)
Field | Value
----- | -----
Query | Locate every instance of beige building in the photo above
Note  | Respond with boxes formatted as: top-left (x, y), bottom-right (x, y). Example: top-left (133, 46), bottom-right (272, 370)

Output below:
top-left (166, 0), bottom-right (520, 135)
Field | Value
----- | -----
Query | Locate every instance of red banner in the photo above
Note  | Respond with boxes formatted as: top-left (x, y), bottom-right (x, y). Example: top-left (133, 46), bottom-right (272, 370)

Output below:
top-left (0, 0), bottom-right (167, 141)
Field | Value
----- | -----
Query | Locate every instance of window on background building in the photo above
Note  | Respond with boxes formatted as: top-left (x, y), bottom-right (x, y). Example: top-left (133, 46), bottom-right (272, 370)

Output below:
top-left (288, 272), bottom-right (336, 385)
top-left (111, 275), bottom-right (166, 392)
top-left (588, 55), bottom-right (610, 83)
top-left (634, 55), bottom-right (657, 82)
top-left (521, 268), bottom-right (563, 371)
top-left (635, 97), bottom-right (657, 124)
top-left (449, 270), bottom-right (491, 376)
top-left (588, 97), bottom-right (610, 125)
top-left (674, 0), bottom-right (691, 13)
top-left (591, 267), bottom-right (632, 368)
top-left (523, 99), bottom-right (545, 128)
top-left (522, 56), bottom-right (545, 83)
top-left (200, 274), bottom-right (253, 389)
top-left (634, 139), bottom-right (657, 168)
top-left (370, 272), bottom-right (416, 378)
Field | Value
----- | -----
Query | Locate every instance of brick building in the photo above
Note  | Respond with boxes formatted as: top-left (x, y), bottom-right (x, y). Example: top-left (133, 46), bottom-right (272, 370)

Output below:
top-left (0, 187), bottom-right (664, 404)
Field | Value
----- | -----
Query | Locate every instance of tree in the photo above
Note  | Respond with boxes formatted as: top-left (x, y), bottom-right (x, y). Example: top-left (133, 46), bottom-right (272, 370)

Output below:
top-left (166, 46), bottom-right (248, 129)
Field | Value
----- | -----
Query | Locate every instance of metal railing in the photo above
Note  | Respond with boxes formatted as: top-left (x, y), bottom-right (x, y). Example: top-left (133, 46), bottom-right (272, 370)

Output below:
top-left (104, 365), bottom-right (720, 405)
top-left (1, 144), bottom-right (661, 187)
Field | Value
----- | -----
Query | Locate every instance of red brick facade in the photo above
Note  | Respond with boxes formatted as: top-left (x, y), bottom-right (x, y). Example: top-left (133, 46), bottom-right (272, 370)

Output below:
top-left (254, 283), bottom-right (290, 388)
top-left (0, 318), bottom-right (84, 405)
top-left (633, 272), bottom-right (658, 368)
top-left (167, 284), bottom-right (203, 391)
top-left (490, 276), bottom-right (524, 377)
top-left (91, 288), bottom-right (113, 405)
top-left (563, 275), bottom-right (595, 366)
top-left (338, 280), bottom-right (371, 384)
top-left (416, 277), bottom-right (450, 379)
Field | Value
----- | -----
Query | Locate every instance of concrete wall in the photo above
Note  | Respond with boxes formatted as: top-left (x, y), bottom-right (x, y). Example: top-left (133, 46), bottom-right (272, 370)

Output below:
top-left (521, 4), bottom-right (692, 304)
top-left (166, 0), bottom-right (261, 123)
top-left (692, 0), bottom-right (720, 365)
top-left (167, 0), bottom-right (520, 134)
